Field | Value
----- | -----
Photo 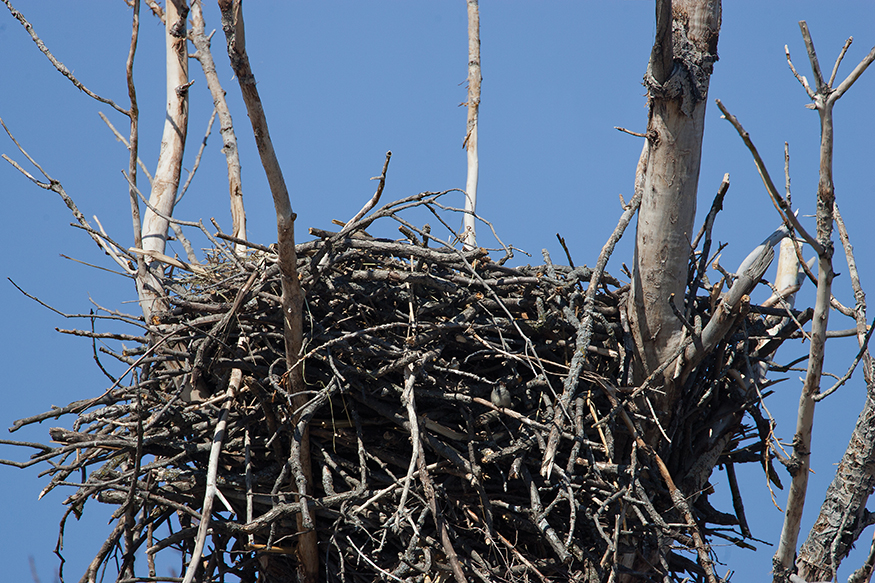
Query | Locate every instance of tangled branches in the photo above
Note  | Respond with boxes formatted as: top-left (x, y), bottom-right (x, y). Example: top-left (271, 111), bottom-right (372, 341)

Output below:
top-left (3, 193), bottom-right (789, 582)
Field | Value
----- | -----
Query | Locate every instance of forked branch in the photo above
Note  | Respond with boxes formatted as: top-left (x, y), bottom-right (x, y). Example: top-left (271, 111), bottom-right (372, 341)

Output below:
top-left (772, 22), bottom-right (875, 581)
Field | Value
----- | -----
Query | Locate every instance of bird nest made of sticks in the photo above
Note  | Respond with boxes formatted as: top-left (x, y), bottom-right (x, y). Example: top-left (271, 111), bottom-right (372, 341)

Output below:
top-left (8, 191), bottom-right (773, 583)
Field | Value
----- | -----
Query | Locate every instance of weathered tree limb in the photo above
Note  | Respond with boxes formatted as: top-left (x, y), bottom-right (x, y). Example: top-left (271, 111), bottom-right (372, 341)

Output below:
top-left (137, 0), bottom-right (189, 320)
top-left (190, 0), bottom-right (246, 251)
top-left (462, 0), bottom-right (480, 249)
top-left (775, 22), bottom-right (875, 580)
top-left (833, 201), bottom-right (874, 385)
top-left (217, 1), bottom-right (317, 580)
top-left (1, 0), bottom-right (129, 115)
top-left (97, 112), bottom-right (153, 184)
top-left (796, 181), bottom-right (875, 583)
top-left (715, 99), bottom-right (822, 260)
top-left (628, 0), bottom-right (721, 410)
top-left (125, 0), bottom-right (144, 285)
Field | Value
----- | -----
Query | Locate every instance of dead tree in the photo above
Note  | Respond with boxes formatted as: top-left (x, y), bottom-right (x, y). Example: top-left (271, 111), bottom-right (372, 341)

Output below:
top-left (627, 0), bottom-right (721, 413)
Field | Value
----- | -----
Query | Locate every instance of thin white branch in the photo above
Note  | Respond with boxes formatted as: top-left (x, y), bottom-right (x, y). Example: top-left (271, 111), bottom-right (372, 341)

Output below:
top-left (830, 43), bottom-right (875, 103)
top-left (828, 37), bottom-right (854, 88)
top-left (462, 0), bottom-right (480, 249)
top-left (786, 44), bottom-right (815, 98)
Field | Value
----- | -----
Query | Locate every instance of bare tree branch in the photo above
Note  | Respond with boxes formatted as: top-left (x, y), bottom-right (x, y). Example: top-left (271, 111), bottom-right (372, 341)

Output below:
top-left (190, 0), bottom-right (246, 251)
top-left (775, 21), bottom-right (857, 579)
top-left (1, 0), bottom-right (129, 116)
top-left (137, 0), bottom-right (190, 320)
top-left (217, 1), bottom-right (318, 579)
top-left (462, 0), bottom-right (480, 249)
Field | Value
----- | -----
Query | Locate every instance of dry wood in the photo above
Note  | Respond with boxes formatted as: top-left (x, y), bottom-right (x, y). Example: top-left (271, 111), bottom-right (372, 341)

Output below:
top-left (190, 0), bottom-right (246, 251)
top-left (628, 0), bottom-right (721, 414)
top-left (217, 1), bottom-right (316, 579)
top-left (462, 0), bottom-right (481, 249)
top-left (773, 23), bottom-right (875, 580)
top-left (138, 0), bottom-right (190, 320)
top-left (3, 191), bottom-right (798, 582)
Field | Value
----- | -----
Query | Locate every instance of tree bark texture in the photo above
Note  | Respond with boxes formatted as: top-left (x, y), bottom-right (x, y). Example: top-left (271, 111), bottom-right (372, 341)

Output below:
top-left (463, 0), bottom-right (480, 249)
top-left (628, 0), bottom-right (720, 412)
top-left (137, 0), bottom-right (189, 320)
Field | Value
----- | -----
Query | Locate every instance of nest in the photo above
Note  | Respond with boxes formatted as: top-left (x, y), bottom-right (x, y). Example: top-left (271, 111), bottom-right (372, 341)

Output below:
top-left (7, 192), bottom-right (778, 582)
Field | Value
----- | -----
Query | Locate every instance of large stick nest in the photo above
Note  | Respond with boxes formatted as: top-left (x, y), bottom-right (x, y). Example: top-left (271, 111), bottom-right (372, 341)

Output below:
top-left (8, 192), bottom-right (779, 582)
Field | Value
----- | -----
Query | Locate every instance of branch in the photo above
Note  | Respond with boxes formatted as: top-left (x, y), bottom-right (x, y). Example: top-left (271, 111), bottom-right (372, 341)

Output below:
top-left (815, 316), bottom-right (875, 401)
top-left (339, 151), bottom-right (392, 236)
top-left (799, 21), bottom-right (825, 93)
top-left (190, 0), bottom-right (247, 250)
top-left (137, 0), bottom-right (189, 320)
top-left (830, 42), bottom-right (875, 103)
top-left (217, 1), bottom-right (317, 579)
top-left (716, 99), bottom-right (821, 256)
top-left (1, 0), bottom-right (129, 116)
top-left (776, 22), bottom-right (853, 578)
top-left (833, 201), bottom-right (873, 383)
top-left (786, 44), bottom-right (815, 98)
top-left (98, 112), bottom-right (153, 185)
top-left (462, 0), bottom-right (480, 249)
top-left (828, 36), bottom-right (853, 88)
top-left (0, 118), bottom-right (122, 259)
top-left (124, 0), bottom-right (145, 300)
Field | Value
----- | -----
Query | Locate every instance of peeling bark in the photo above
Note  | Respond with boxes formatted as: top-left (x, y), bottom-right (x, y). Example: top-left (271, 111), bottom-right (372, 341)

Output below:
top-left (628, 0), bottom-right (721, 411)
top-left (137, 0), bottom-right (189, 321)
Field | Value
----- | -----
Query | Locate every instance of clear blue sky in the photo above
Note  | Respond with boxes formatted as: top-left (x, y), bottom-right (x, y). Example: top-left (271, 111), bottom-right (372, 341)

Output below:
top-left (2, 2), bottom-right (874, 581)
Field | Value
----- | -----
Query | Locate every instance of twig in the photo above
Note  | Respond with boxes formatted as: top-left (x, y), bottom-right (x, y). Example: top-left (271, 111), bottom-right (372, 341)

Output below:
top-left (98, 112), bottom-right (153, 184)
top-left (613, 126), bottom-right (646, 138)
top-left (715, 100), bottom-right (821, 255)
top-left (828, 37), bottom-right (854, 88)
top-left (340, 151), bottom-right (392, 237)
top-left (815, 316), bottom-right (875, 401)
top-left (1, 0), bottom-right (129, 115)
top-left (176, 108), bottom-right (216, 204)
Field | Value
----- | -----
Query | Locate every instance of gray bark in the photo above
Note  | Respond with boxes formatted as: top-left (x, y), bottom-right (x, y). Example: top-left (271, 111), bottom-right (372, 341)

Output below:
top-left (627, 0), bottom-right (721, 415)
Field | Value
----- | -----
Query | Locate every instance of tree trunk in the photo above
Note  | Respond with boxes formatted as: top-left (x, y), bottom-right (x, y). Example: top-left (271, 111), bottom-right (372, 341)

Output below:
top-left (628, 0), bottom-right (721, 416)
top-left (620, 3), bottom-right (720, 580)
top-left (137, 0), bottom-right (189, 320)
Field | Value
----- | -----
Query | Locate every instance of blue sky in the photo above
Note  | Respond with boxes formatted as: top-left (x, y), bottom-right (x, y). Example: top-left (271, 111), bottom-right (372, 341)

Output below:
top-left (2, 2), bottom-right (874, 581)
